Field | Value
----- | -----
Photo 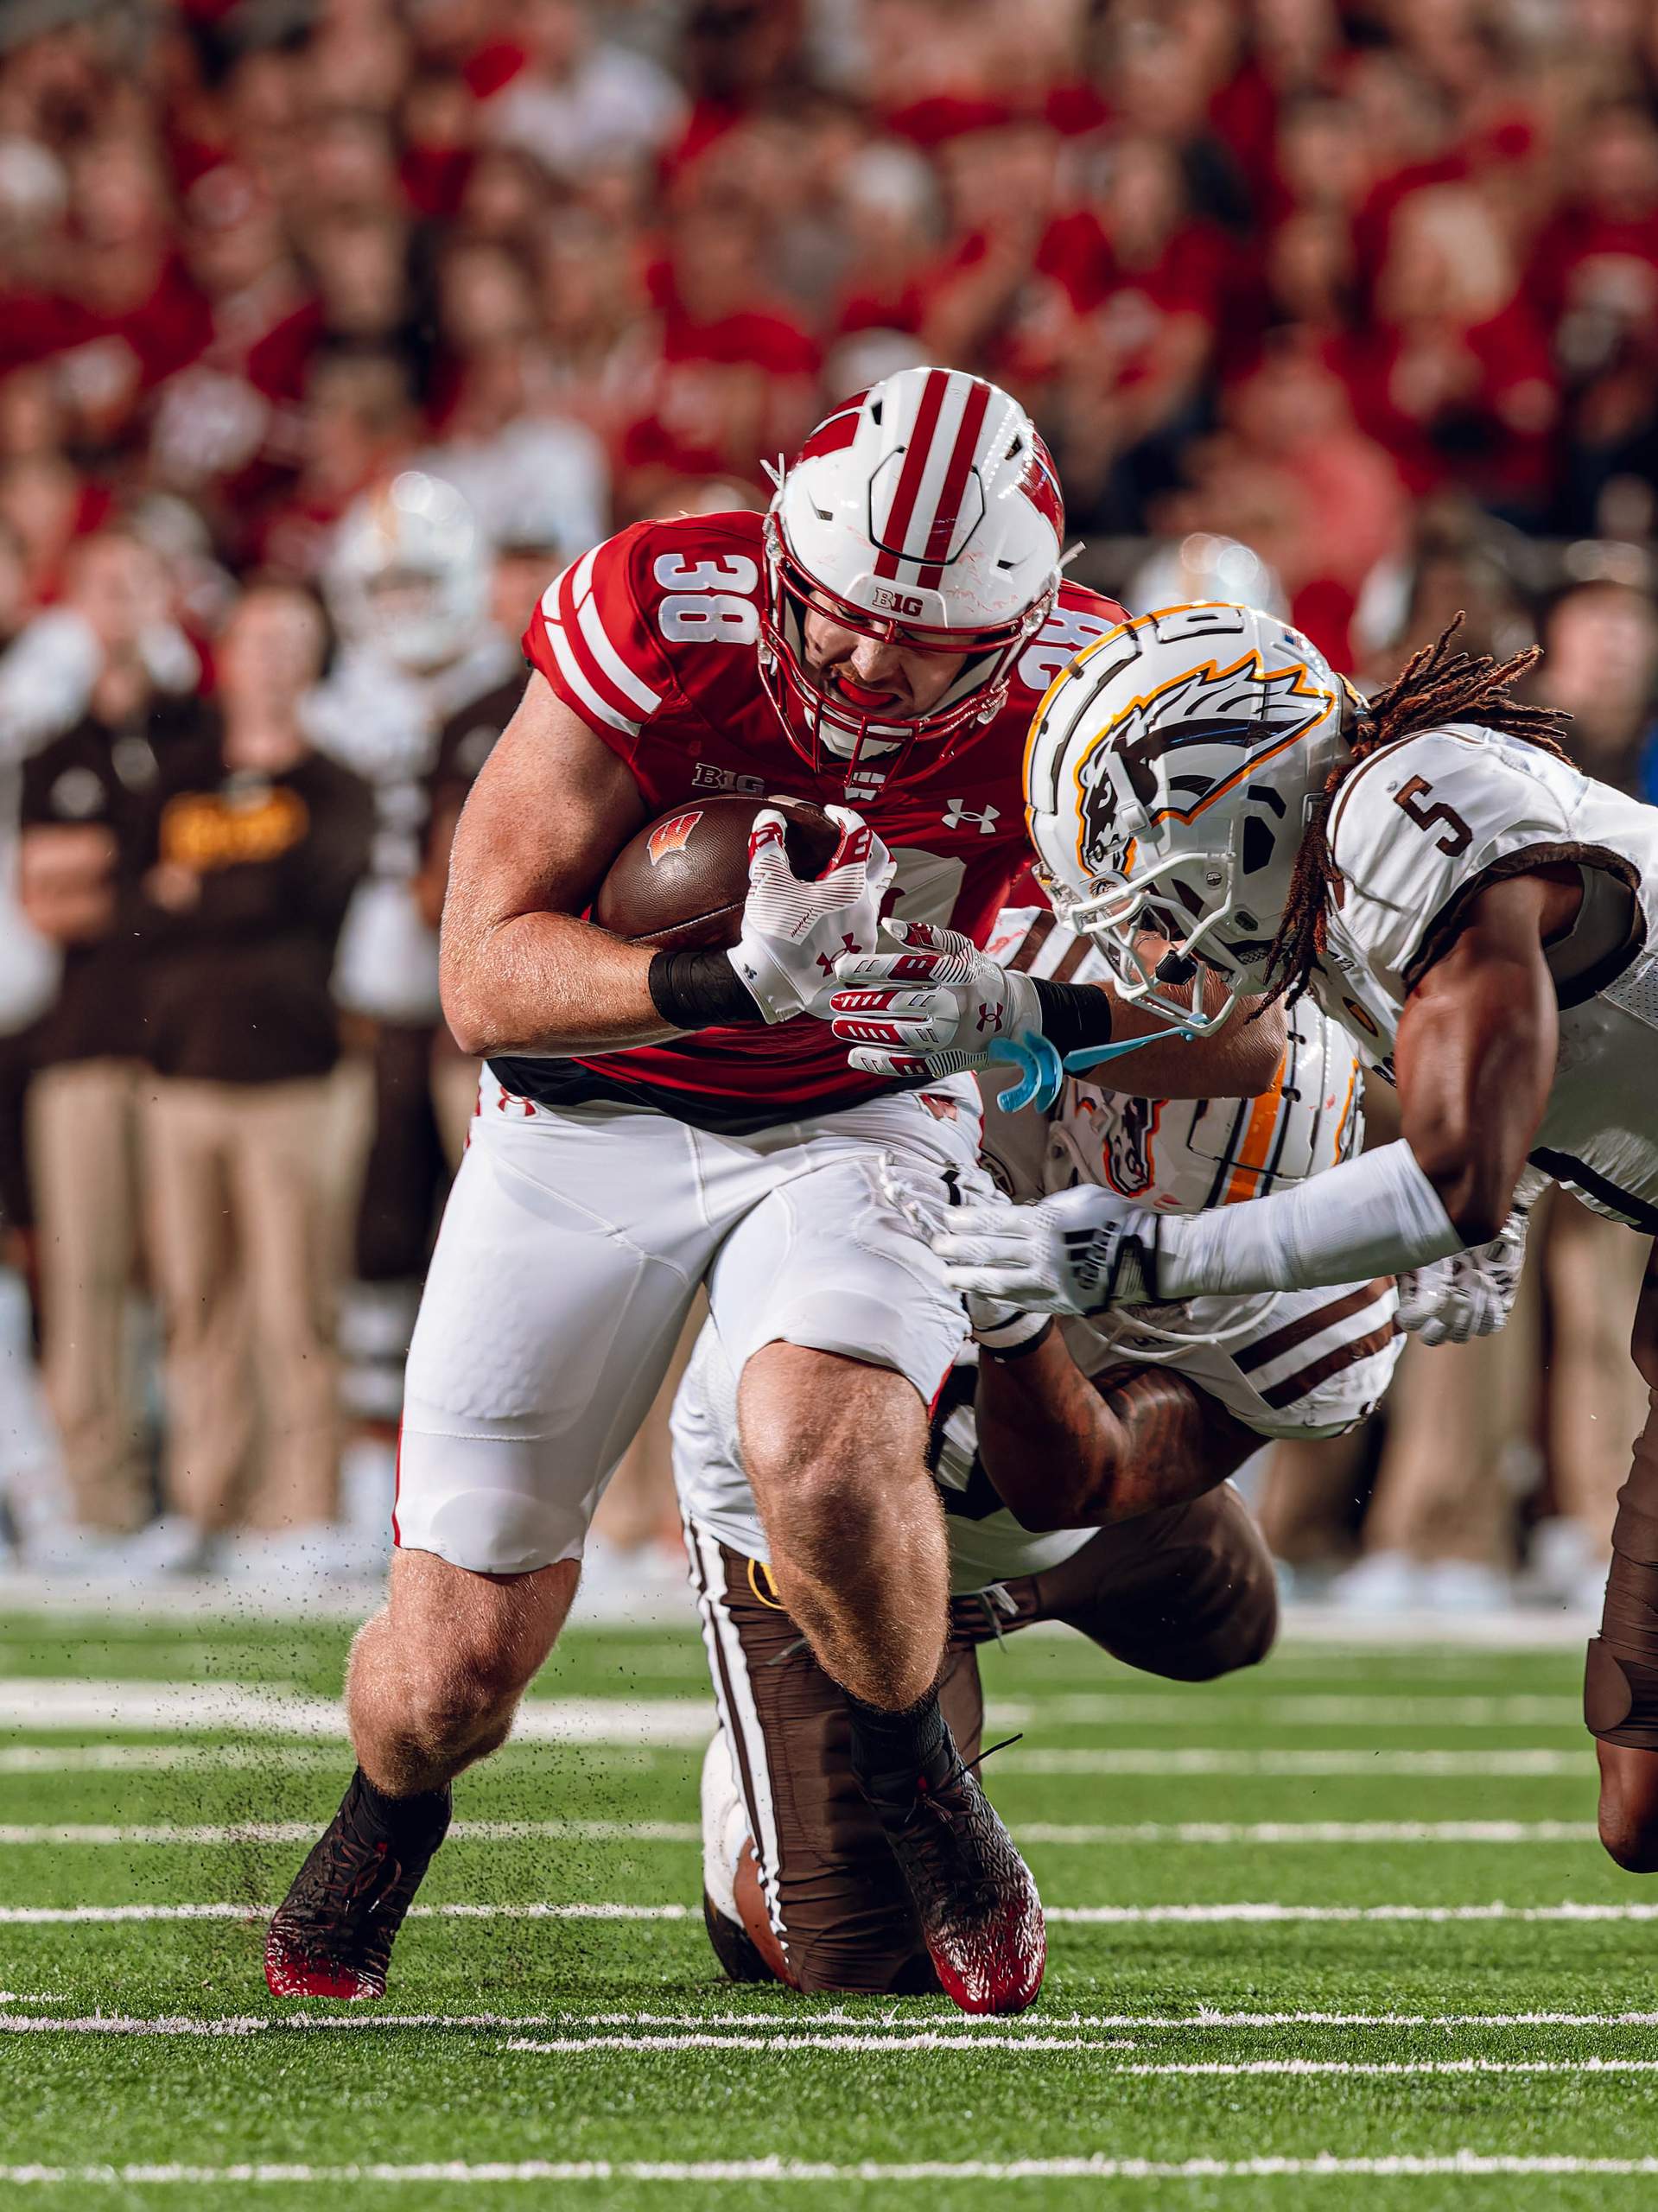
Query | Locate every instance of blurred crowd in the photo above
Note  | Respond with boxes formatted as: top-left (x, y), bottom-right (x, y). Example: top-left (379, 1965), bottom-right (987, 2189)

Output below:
top-left (1, 0), bottom-right (1657, 1606)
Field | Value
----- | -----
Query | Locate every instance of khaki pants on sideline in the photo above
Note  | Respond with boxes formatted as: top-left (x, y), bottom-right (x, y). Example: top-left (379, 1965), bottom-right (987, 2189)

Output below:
top-left (143, 1077), bottom-right (343, 1531)
top-left (1360, 1260), bottom-right (1541, 1564)
top-left (1543, 1192), bottom-right (1653, 1554)
top-left (1257, 1427), bottom-right (1370, 1568)
top-left (26, 1058), bottom-right (148, 1531)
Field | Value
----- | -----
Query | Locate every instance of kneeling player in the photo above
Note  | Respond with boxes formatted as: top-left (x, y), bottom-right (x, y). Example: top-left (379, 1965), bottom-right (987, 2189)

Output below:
top-left (677, 913), bottom-right (1403, 1996)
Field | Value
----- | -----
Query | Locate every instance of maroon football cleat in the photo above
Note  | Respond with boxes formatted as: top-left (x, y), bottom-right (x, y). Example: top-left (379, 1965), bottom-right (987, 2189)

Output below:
top-left (264, 1771), bottom-right (448, 2001)
top-left (875, 1756), bottom-right (1045, 2015)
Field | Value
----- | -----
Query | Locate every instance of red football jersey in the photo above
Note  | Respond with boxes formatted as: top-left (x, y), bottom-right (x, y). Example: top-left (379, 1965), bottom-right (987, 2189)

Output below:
top-left (503, 508), bottom-right (1125, 1130)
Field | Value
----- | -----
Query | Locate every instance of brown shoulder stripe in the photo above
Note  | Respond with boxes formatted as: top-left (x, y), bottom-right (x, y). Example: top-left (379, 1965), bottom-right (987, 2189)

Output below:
top-left (1259, 1320), bottom-right (1399, 1411)
top-left (1007, 908), bottom-right (1056, 973)
top-left (1232, 1280), bottom-right (1393, 1374)
top-left (1053, 932), bottom-right (1094, 982)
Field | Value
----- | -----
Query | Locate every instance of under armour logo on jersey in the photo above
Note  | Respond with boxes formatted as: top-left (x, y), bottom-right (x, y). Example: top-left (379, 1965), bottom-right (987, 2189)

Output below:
top-left (943, 799), bottom-right (1001, 834)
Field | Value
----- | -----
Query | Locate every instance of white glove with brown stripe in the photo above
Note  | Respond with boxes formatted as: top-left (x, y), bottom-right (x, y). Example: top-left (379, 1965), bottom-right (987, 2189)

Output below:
top-left (1394, 1188), bottom-right (1535, 1347)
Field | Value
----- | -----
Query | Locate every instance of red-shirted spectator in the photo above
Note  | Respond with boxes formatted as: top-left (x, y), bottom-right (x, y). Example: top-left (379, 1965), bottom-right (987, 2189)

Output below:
top-left (146, 166), bottom-right (320, 512)
top-left (620, 192), bottom-right (818, 509)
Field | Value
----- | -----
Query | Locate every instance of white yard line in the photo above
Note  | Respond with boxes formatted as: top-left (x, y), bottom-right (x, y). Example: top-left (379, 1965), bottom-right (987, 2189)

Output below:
top-left (5, 1898), bottom-right (1658, 1928)
top-left (1019, 1694), bottom-right (1582, 1726)
top-left (0, 1679), bottom-right (1594, 1745)
top-left (0, 1684), bottom-right (715, 1745)
top-left (500, 2046), bottom-right (1658, 2070)
top-left (0, 1744), bottom-right (665, 1775)
top-left (0, 1903), bottom-right (689, 1924)
top-left (0, 1821), bottom-right (706, 1847)
top-left (1003, 1750), bottom-right (1584, 1776)
top-left (0, 1744), bottom-right (1587, 1779)
top-left (0, 1819), bottom-right (1604, 1848)
top-left (0, 2155), bottom-right (1655, 2184)
top-left (8, 2007), bottom-right (1658, 2037)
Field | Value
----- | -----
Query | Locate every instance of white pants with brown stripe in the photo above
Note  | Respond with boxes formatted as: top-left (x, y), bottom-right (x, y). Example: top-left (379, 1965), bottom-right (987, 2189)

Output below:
top-left (685, 1492), bottom-right (1279, 1996)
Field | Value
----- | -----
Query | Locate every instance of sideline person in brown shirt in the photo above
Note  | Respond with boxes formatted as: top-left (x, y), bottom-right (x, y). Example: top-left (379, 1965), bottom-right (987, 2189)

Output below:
top-left (138, 578), bottom-right (372, 1576)
top-left (16, 531), bottom-right (204, 1543)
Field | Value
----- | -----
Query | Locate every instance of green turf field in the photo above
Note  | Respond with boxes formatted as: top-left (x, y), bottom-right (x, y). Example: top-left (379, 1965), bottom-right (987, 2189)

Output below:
top-left (3, 1602), bottom-right (1656, 2210)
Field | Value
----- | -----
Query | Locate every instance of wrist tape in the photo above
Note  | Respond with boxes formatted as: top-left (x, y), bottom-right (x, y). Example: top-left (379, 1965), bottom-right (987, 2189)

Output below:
top-left (1031, 976), bottom-right (1115, 1058)
top-left (647, 947), bottom-right (765, 1031)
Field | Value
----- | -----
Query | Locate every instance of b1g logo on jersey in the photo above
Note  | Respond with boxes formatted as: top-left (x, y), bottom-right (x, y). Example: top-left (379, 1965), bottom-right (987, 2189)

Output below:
top-left (647, 810), bottom-right (703, 865)
top-left (690, 761), bottom-right (765, 797)
top-left (869, 586), bottom-right (924, 618)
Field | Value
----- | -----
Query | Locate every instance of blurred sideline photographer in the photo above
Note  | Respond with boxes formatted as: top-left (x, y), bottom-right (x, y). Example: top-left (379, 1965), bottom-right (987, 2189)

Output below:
top-left (136, 581), bottom-right (372, 1576)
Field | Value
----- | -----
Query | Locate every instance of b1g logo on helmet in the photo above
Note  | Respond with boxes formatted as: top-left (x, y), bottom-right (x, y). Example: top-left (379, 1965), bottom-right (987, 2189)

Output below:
top-left (868, 585), bottom-right (924, 617)
top-left (1073, 652), bottom-right (1334, 879)
top-left (646, 810), bottom-right (703, 865)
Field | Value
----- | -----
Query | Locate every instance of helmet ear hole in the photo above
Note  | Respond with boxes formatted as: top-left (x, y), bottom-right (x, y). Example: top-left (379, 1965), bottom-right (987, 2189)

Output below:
top-left (1241, 814), bottom-right (1277, 876)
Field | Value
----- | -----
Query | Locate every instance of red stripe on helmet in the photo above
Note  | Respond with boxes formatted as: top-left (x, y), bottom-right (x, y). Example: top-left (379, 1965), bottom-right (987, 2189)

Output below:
top-left (872, 368), bottom-right (949, 580)
top-left (915, 376), bottom-right (990, 590)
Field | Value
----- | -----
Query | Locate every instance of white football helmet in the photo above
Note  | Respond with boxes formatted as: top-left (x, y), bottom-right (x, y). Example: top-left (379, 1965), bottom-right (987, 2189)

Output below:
top-left (326, 471), bottom-right (490, 673)
top-left (1047, 996), bottom-right (1363, 1217)
top-left (761, 366), bottom-right (1064, 788)
top-left (1026, 602), bottom-right (1350, 1033)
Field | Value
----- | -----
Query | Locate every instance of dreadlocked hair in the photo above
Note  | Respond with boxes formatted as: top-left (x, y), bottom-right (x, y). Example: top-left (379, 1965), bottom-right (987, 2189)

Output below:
top-left (1259, 613), bottom-right (1575, 1011)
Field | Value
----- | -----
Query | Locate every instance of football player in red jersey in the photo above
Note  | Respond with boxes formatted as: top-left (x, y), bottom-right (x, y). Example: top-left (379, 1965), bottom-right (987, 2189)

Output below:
top-left (264, 368), bottom-right (1285, 2016)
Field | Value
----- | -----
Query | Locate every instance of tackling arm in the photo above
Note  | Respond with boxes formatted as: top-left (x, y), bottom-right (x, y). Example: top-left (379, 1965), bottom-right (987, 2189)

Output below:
top-left (935, 869), bottom-right (1572, 1312)
top-left (972, 1332), bottom-right (1259, 1529)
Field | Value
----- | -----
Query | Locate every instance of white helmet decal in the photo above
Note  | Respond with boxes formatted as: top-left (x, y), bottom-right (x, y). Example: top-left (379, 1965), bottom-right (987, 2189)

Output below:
top-left (1071, 651), bottom-right (1333, 887)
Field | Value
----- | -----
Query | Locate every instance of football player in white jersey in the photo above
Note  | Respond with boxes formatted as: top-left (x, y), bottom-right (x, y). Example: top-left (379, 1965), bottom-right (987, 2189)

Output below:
top-left (847, 605), bottom-right (1658, 1875)
top-left (685, 907), bottom-right (1403, 1993)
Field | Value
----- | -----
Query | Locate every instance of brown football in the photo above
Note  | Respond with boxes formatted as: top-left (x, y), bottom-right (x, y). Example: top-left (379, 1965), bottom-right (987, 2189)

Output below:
top-left (593, 793), bottom-right (842, 950)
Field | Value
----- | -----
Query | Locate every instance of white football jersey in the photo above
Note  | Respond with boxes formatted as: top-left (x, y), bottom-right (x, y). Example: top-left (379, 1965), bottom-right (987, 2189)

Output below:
top-left (1317, 725), bottom-right (1658, 1231)
top-left (670, 906), bottom-right (1401, 1594)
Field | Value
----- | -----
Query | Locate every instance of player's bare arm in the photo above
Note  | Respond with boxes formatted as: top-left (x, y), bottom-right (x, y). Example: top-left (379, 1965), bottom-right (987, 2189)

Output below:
top-left (439, 671), bottom-right (665, 1057)
top-left (972, 1332), bottom-right (1258, 1529)
top-left (1394, 867), bottom-right (1576, 1242)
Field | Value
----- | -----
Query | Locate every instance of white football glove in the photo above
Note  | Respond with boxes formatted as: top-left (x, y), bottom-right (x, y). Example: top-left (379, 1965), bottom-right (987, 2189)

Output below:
top-left (964, 1289), bottom-right (1053, 1356)
top-left (726, 805), bottom-right (895, 1024)
top-left (933, 1185), bottom-right (1160, 1317)
top-left (829, 919), bottom-right (1043, 1078)
top-left (1394, 1193), bottom-right (1534, 1348)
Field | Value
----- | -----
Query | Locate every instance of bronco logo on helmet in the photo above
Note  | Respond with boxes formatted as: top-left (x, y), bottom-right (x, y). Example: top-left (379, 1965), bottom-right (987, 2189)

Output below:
top-left (1073, 652), bottom-right (1333, 882)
